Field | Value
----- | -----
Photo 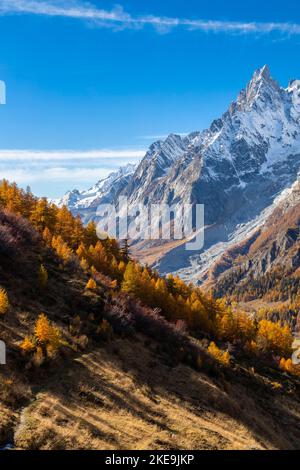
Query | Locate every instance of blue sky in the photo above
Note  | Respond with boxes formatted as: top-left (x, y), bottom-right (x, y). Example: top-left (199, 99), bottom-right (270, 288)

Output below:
top-left (0, 0), bottom-right (300, 197)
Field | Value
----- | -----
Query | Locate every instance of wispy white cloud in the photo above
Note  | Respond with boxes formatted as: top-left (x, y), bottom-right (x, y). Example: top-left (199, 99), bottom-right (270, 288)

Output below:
top-left (0, 166), bottom-right (112, 183)
top-left (0, 0), bottom-right (300, 36)
top-left (140, 133), bottom-right (189, 140)
top-left (0, 148), bottom-right (145, 161)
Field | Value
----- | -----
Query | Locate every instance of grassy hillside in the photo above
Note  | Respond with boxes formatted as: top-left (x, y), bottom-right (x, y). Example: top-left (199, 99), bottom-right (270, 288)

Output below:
top-left (1, 180), bottom-right (300, 450)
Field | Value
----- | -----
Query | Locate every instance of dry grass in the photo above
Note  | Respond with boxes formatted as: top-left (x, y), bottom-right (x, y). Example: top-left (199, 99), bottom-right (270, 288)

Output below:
top-left (6, 336), bottom-right (300, 450)
top-left (131, 239), bottom-right (186, 267)
top-left (0, 403), bottom-right (17, 445)
top-left (1, 212), bottom-right (300, 451)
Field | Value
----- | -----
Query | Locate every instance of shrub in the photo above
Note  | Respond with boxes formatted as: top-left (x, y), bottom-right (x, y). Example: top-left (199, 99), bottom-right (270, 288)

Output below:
top-left (77, 334), bottom-right (88, 350)
top-left (0, 224), bottom-right (17, 256)
top-left (69, 314), bottom-right (81, 335)
top-left (0, 210), bottom-right (39, 255)
top-left (97, 319), bottom-right (113, 340)
top-left (20, 336), bottom-right (35, 353)
top-left (0, 373), bottom-right (30, 405)
top-left (279, 357), bottom-right (300, 376)
top-left (271, 381), bottom-right (283, 390)
top-left (106, 294), bottom-right (189, 354)
top-left (33, 346), bottom-right (44, 367)
top-left (104, 295), bottom-right (135, 335)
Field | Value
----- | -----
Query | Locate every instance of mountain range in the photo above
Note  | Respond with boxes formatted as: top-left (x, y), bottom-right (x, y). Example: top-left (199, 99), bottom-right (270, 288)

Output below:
top-left (3, 65), bottom-right (300, 450)
top-left (60, 65), bottom-right (300, 284)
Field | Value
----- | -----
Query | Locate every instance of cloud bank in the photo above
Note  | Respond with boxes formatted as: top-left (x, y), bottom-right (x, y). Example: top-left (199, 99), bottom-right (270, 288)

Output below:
top-left (0, 147), bottom-right (144, 197)
top-left (0, 0), bottom-right (299, 36)
top-left (0, 166), bottom-right (112, 184)
top-left (0, 148), bottom-right (145, 161)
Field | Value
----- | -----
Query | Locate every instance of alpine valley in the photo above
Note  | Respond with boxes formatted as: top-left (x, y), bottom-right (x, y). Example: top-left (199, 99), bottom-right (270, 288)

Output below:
top-left (3, 66), bottom-right (300, 451)
top-left (60, 65), bottom-right (300, 287)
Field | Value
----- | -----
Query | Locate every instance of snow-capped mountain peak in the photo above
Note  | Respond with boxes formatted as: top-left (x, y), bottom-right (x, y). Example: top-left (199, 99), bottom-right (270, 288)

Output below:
top-left (59, 66), bottom-right (300, 282)
top-left (58, 163), bottom-right (137, 217)
top-left (236, 65), bottom-right (280, 112)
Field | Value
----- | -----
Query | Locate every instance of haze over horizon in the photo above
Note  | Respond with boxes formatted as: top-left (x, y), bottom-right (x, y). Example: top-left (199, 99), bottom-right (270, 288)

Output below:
top-left (0, 0), bottom-right (300, 197)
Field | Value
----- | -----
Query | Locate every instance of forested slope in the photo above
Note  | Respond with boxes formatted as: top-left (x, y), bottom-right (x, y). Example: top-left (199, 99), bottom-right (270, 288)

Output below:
top-left (1, 180), bottom-right (300, 450)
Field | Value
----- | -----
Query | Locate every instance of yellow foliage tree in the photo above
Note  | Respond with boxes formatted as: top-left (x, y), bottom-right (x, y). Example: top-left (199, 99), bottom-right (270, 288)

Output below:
top-left (257, 320), bottom-right (293, 358)
top-left (189, 298), bottom-right (210, 332)
top-left (0, 288), bottom-right (9, 315)
top-left (34, 313), bottom-right (62, 354)
top-left (86, 278), bottom-right (97, 290)
top-left (208, 341), bottom-right (230, 366)
top-left (279, 357), bottom-right (300, 376)
top-left (19, 336), bottom-right (35, 353)
top-left (80, 258), bottom-right (89, 271)
top-left (35, 313), bottom-right (52, 344)
top-left (51, 235), bottom-right (73, 263)
top-left (76, 242), bottom-right (87, 260)
top-left (217, 307), bottom-right (256, 345)
top-left (30, 197), bottom-right (55, 232)
top-left (118, 260), bottom-right (126, 273)
top-left (42, 226), bottom-right (52, 246)
top-left (122, 261), bottom-right (143, 297)
top-left (84, 221), bottom-right (98, 247)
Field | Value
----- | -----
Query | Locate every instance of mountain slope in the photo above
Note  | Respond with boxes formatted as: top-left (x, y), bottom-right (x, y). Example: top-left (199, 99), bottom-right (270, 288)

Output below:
top-left (0, 210), bottom-right (300, 451)
top-left (60, 163), bottom-right (137, 224)
top-left (8, 339), bottom-right (300, 450)
top-left (60, 66), bottom-right (300, 281)
top-left (2, 182), bottom-right (300, 450)
top-left (210, 175), bottom-right (300, 308)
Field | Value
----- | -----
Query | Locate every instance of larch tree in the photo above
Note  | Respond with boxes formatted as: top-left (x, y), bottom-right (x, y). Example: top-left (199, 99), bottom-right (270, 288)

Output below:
top-left (86, 278), bottom-right (97, 290)
top-left (0, 288), bottom-right (9, 315)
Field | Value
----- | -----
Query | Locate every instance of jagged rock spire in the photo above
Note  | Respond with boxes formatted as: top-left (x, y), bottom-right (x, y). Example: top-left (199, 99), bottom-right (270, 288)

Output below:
top-left (257, 64), bottom-right (271, 80)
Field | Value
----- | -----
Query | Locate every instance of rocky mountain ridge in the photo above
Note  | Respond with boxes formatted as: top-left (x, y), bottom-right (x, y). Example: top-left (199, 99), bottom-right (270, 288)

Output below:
top-left (60, 65), bottom-right (300, 282)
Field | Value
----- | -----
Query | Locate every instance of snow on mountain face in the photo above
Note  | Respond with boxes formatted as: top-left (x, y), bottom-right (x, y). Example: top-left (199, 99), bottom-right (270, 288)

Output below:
top-left (59, 163), bottom-right (137, 223)
top-left (195, 65), bottom-right (300, 185)
top-left (60, 66), bottom-right (300, 281)
top-left (121, 133), bottom-right (191, 206)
